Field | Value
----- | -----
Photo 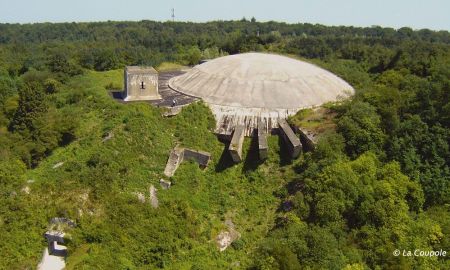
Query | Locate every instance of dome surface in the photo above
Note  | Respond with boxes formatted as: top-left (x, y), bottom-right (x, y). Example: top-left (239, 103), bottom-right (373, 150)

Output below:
top-left (169, 53), bottom-right (354, 110)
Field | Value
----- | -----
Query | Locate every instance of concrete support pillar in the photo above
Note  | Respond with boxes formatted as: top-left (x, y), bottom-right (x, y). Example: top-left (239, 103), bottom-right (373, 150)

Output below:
top-left (258, 120), bottom-right (268, 160)
top-left (298, 128), bottom-right (316, 152)
top-left (229, 125), bottom-right (245, 163)
top-left (278, 119), bottom-right (302, 158)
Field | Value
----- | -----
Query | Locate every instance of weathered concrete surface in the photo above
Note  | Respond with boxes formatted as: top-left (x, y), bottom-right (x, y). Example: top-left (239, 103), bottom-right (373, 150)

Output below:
top-left (297, 127), bottom-right (316, 152)
top-left (229, 125), bottom-right (245, 163)
top-left (183, 148), bottom-right (211, 168)
top-left (110, 70), bottom-right (198, 107)
top-left (212, 105), bottom-right (298, 136)
top-left (162, 106), bottom-right (183, 117)
top-left (169, 53), bottom-right (354, 135)
top-left (37, 246), bottom-right (66, 270)
top-left (278, 119), bottom-right (302, 158)
top-left (163, 147), bottom-right (211, 177)
top-left (169, 53), bottom-right (354, 110)
top-left (216, 218), bottom-right (241, 252)
top-left (44, 231), bottom-right (66, 245)
top-left (123, 66), bottom-right (161, 101)
top-left (163, 148), bottom-right (184, 177)
top-left (149, 185), bottom-right (158, 208)
top-left (160, 179), bottom-right (171, 190)
top-left (258, 120), bottom-right (268, 160)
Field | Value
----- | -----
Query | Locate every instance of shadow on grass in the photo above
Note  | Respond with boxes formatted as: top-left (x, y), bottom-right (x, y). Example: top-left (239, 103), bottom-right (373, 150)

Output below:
top-left (242, 132), bottom-right (264, 173)
top-left (278, 134), bottom-right (293, 166)
top-left (215, 141), bottom-right (235, 172)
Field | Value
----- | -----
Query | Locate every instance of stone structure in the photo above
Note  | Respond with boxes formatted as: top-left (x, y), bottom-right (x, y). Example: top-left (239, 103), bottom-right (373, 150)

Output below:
top-left (43, 218), bottom-right (75, 257)
top-left (278, 119), bottom-right (302, 158)
top-left (297, 128), bottom-right (316, 152)
top-left (163, 147), bottom-right (211, 177)
top-left (159, 179), bottom-right (171, 189)
top-left (183, 148), bottom-right (211, 168)
top-left (163, 148), bottom-right (184, 177)
top-left (229, 125), bottom-right (245, 163)
top-left (258, 120), bottom-right (268, 160)
top-left (44, 231), bottom-right (67, 256)
top-left (216, 218), bottom-right (241, 252)
top-left (149, 185), bottom-right (158, 208)
top-left (123, 66), bottom-right (161, 101)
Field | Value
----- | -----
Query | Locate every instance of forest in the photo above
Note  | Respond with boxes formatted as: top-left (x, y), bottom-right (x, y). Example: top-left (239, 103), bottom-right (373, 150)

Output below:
top-left (0, 19), bottom-right (449, 269)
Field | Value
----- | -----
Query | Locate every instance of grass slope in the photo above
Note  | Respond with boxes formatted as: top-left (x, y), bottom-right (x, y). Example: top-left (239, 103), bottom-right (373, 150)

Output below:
top-left (22, 69), bottom-right (298, 269)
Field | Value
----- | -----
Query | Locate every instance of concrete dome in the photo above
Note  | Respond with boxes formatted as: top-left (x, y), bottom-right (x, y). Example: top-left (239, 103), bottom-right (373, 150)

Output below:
top-left (169, 53), bottom-right (353, 110)
top-left (168, 53), bottom-right (354, 135)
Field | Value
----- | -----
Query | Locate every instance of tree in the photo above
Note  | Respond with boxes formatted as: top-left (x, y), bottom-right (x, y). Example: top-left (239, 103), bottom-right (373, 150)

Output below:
top-left (337, 101), bottom-right (385, 158)
top-left (9, 82), bottom-right (47, 134)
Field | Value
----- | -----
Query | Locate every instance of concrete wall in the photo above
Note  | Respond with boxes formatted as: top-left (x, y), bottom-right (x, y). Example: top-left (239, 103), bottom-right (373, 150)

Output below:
top-left (258, 120), bottom-right (268, 160)
top-left (229, 125), bottom-right (245, 163)
top-left (124, 67), bottom-right (160, 101)
top-left (278, 119), bottom-right (302, 158)
top-left (183, 148), bottom-right (211, 168)
top-left (297, 128), bottom-right (316, 152)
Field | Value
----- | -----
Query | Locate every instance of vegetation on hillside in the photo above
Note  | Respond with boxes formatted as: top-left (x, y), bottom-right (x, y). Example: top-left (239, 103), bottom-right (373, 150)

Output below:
top-left (0, 20), bottom-right (449, 269)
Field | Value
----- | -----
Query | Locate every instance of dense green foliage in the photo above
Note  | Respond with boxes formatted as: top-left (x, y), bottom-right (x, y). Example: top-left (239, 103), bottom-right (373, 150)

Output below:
top-left (0, 20), bottom-right (449, 269)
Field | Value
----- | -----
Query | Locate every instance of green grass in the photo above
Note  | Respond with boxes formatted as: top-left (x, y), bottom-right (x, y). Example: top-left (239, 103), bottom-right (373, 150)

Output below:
top-left (21, 69), bottom-right (300, 269)
top-left (156, 62), bottom-right (187, 72)
top-left (288, 107), bottom-right (337, 135)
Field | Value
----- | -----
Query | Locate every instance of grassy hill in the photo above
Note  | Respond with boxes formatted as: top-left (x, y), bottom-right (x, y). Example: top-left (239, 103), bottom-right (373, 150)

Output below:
top-left (11, 69), bottom-right (301, 269)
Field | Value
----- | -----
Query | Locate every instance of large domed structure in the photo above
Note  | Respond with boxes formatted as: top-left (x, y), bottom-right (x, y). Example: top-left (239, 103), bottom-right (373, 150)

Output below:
top-left (169, 53), bottom-right (354, 135)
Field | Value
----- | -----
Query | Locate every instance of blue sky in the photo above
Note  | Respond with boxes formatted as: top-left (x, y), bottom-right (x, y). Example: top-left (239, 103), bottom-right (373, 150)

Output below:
top-left (0, 0), bottom-right (449, 30)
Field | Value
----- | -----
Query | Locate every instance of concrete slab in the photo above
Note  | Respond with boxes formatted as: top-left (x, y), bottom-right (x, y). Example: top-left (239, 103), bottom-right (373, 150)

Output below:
top-left (258, 120), bottom-right (268, 160)
top-left (229, 125), bottom-right (246, 163)
top-left (278, 119), bottom-right (302, 158)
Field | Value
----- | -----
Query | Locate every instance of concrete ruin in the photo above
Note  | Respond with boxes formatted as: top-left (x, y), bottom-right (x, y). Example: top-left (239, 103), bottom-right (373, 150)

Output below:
top-left (43, 218), bottom-right (75, 257)
top-left (216, 218), bottom-right (241, 252)
top-left (163, 147), bottom-right (211, 177)
top-left (258, 120), bottom-right (268, 160)
top-left (159, 179), bottom-right (171, 189)
top-left (183, 148), bottom-right (211, 169)
top-left (123, 66), bottom-right (161, 101)
top-left (228, 125), bottom-right (245, 163)
top-left (278, 119), bottom-right (302, 158)
top-left (169, 53), bottom-right (354, 136)
top-left (44, 231), bottom-right (67, 257)
top-left (149, 185), bottom-right (158, 208)
top-left (297, 127), bottom-right (316, 152)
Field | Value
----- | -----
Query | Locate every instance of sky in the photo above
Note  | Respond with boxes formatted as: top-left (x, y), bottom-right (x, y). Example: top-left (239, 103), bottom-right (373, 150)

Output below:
top-left (0, 0), bottom-right (449, 31)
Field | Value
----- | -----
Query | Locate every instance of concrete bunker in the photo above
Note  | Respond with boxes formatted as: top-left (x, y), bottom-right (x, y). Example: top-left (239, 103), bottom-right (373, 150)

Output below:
top-left (123, 66), bottom-right (161, 101)
top-left (169, 53), bottom-right (354, 136)
top-left (163, 147), bottom-right (211, 177)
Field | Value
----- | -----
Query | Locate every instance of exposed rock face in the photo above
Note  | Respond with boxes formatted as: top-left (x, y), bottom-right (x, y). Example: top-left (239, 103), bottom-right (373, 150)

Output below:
top-left (149, 185), bottom-right (158, 208)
